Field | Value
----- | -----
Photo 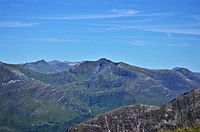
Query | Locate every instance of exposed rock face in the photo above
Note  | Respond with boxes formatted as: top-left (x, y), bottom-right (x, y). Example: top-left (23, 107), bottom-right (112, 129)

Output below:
top-left (68, 87), bottom-right (200, 132)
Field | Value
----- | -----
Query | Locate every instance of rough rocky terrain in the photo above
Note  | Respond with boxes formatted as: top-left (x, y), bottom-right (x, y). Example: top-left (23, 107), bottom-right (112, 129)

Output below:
top-left (68, 87), bottom-right (200, 132)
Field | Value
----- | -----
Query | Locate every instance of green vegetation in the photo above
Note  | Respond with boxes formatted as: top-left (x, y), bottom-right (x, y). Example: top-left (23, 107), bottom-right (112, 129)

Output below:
top-left (159, 107), bottom-right (166, 117)
top-left (0, 98), bottom-right (80, 131)
top-left (1, 59), bottom-right (200, 131)
top-left (161, 124), bottom-right (200, 132)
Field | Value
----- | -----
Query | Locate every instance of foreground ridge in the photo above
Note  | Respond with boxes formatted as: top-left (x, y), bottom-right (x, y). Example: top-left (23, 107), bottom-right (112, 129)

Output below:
top-left (68, 87), bottom-right (200, 132)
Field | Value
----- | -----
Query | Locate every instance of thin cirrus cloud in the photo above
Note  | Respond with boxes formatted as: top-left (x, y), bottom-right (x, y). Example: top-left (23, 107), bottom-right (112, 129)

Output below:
top-left (0, 21), bottom-right (39, 28)
top-left (23, 10), bottom-right (168, 20)
top-left (128, 25), bottom-right (200, 35)
top-left (123, 39), bottom-right (199, 47)
top-left (81, 23), bottom-right (200, 35)
top-left (109, 8), bottom-right (138, 15)
top-left (36, 38), bottom-right (88, 43)
top-left (27, 9), bottom-right (139, 20)
top-left (143, 25), bottom-right (200, 35)
top-left (38, 38), bottom-right (70, 42)
top-left (187, 15), bottom-right (200, 21)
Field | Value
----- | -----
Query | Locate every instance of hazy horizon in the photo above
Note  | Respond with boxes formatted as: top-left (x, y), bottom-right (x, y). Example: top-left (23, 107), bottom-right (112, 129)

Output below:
top-left (1, 57), bottom-right (200, 73)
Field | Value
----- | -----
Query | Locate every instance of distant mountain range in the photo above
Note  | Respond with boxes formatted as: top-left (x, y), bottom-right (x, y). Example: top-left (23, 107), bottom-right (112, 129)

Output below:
top-left (0, 58), bottom-right (200, 131)
top-left (21, 59), bottom-right (82, 73)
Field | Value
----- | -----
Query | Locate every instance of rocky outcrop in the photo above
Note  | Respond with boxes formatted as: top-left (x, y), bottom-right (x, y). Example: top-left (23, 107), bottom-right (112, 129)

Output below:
top-left (68, 87), bottom-right (200, 132)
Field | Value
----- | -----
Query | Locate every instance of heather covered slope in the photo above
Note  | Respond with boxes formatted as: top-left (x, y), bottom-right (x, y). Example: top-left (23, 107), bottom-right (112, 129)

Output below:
top-left (68, 87), bottom-right (200, 132)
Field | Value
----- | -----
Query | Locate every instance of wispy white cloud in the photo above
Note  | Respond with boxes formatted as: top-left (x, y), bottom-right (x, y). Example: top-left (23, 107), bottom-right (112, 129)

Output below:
top-left (81, 23), bottom-right (200, 35)
top-left (136, 13), bottom-right (171, 17)
top-left (26, 9), bottom-right (139, 20)
top-left (104, 18), bottom-right (162, 23)
top-left (167, 43), bottom-right (200, 47)
top-left (123, 39), bottom-right (199, 47)
top-left (0, 21), bottom-right (39, 27)
top-left (23, 11), bottom-right (168, 20)
top-left (187, 15), bottom-right (200, 21)
top-left (123, 40), bottom-right (149, 46)
top-left (56, 21), bottom-right (199, 35)
top-left (36, 38), bottom-right (88, 43)
top-left (110, 9), bottom-right (138, 15)
top-left (166, 33), bottom-right (172, 37)
top-left (143, 25), bottom-right (200, 35)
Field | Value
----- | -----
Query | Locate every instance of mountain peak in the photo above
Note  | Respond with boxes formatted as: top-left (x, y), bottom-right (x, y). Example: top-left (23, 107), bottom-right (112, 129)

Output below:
top-left (97, 58), bottom-right (112, 63)
top-left (172, 67), bottom-right (189, 71)
top-left (173, 67), bottom-right (193, 76)
top-left (35, 59), bottom-right (47, 64)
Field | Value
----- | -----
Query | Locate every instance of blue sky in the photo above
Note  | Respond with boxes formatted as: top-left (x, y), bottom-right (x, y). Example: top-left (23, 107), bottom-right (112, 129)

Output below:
top-left (0, 0), bottom-right (200, 71)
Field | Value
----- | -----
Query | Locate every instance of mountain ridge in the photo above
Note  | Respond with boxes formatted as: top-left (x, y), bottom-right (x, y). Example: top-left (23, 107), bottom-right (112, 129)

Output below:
top-left (3, 58), bottom-right (200, 73)
top-left (21, 59), bottom-right (82, 74)
top-left (1, 58), bottom-right (200, 131)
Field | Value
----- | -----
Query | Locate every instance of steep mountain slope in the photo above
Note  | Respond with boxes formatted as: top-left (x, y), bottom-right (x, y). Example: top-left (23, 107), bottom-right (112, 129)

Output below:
top-left (52, 58), bottom-right (199, 111)
top-left (145, 69), bottom-right (199, 94)
top-left (1, 58), bottom-right (200, 131)
top-left (0, 63), bottom-right (91, 131)
top-left (65, 58), bottom-right (175, 112)
top-left (68, 87), bottom-right (200, 132)
top-left (48, 60), bottom-right (82, 73)
top-left (19, 59), bottom-right (177, 111)
top-left (22, 59), bottom-right (56, 74)
top-left (118, 62), bottom-right (200, 95)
